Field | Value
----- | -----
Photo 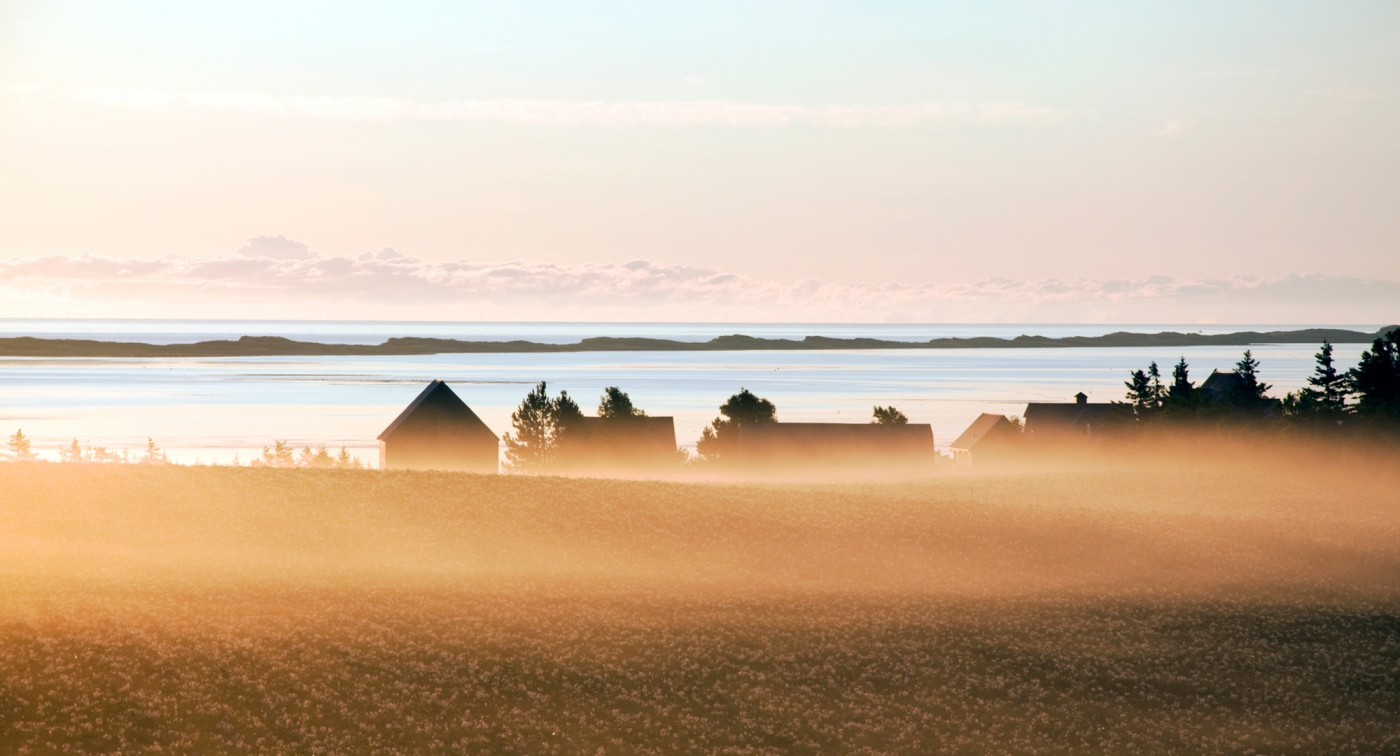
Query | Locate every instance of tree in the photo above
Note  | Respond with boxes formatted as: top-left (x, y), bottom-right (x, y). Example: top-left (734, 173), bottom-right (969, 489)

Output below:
top-left (6, 429), bottom-right (36, 462)
top-left (1232, 350), bottom-right (1273, 405)
top-left (258, 440), bottom-right (297, 468)
top-left (140, 438), bottom-right (169, 465)
top-left (333, 447), bottom-right (363, 469)
top-left (60, 439), bottom-right (84, 463)
top-left (298, 445), bottom-right (334, 468)
top-left (598, 387), bottom-right (647, 420)
top-left (1169, 357), bottom-right (1193, 401)
top-left (696, 388), bottom-right (777, 463)
top-left (503, 382), bottom-right (557, 472)
top-left (1348, 328), bottom-right (1400, 418)
top-left (1124, 369), bottom-right (1153, 412)
top-left (872, 405), bottom-right (908, 424)
top-left (1293, 340), bottom-right (1347, 416)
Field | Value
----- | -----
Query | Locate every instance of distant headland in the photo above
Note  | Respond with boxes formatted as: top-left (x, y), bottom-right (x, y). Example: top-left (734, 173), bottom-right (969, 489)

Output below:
top-left (0, 326), bottom-right (1394, 358)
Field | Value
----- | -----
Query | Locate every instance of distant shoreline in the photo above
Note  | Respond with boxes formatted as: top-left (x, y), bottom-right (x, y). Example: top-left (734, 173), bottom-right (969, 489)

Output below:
top-left (0, 326), bottom-right (1393, 358)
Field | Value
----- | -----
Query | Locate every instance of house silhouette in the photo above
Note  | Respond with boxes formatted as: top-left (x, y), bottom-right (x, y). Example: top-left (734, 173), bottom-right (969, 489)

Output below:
top-left (378, 380), bottom-right (498, 472)
top-left (949, 413), bottom-right (1018, 468)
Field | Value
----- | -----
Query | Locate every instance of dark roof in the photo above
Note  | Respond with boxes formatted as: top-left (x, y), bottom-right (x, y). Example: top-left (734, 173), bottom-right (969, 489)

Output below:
top-left (739, 422), bottom-right (933, 452)
top-left (1199, 370), bottom-right (1248, 400)
top-left (1023, 398), bottom-right (1130, 434)
top-left (576, 416), bottom-right (677, 448)
top-left (950, 413), bottom-right (1014, 451)
top-left (377, 380), bottom-right (496, 442)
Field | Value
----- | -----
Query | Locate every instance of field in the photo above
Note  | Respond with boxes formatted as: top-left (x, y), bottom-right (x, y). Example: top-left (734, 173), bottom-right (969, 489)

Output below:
top-left (1, 463), bottom-right (1398, 754)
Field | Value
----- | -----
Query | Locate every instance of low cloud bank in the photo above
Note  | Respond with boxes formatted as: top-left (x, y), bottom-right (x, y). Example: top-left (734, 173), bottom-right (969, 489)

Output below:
top-left (2, 236), bottom-right (1396, 323)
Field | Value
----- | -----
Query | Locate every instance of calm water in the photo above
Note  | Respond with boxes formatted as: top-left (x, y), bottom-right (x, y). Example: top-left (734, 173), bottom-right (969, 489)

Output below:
top-left (0, 320), bottom-right (1375, 465)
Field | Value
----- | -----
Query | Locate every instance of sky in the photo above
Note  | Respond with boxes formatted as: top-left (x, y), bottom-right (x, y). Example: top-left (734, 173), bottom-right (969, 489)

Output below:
top-left (0, 1), bottom-right (1397, 323)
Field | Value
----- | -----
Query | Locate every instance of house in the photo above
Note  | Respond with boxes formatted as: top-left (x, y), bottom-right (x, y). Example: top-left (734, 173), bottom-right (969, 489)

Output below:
top-left (1022, 392), bottom-right (1131, 439)
top-left (562, 416), bottom-right (678, 474)
top-left (377, 380), bottom-right (499, 472)
top-left (737, 422), bottom-right (934, 475)
top-left (1198, 370), bottom-right (1249, 402)
top-left (949, 413), bottom-right (1018, 468)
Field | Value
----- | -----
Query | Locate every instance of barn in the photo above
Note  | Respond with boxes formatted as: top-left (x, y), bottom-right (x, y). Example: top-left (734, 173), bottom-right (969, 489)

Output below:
top-left (561, 416), bottom-right (678, 474)
top-left (377, 380), bottom-right (499, 472)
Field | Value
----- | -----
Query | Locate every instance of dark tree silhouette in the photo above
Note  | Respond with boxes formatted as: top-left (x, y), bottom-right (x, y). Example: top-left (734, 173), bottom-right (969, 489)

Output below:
top-left (598, 387), bottom-right (647, 420)
top-left (1347, 328), bottom-right (1400, 418)
top-left (503, 382), bottom-right (556, 471)
top-left (1232, 350), bottom-right (1273, 405)
top-left (1297, 340), bottom-right (1347, 415)
top-left (696, 388), bottom-right (777, 463)
top-left (1169, 357), bottom-right (1193, 401)
top-left (871, 406), bottom-right (908, 424)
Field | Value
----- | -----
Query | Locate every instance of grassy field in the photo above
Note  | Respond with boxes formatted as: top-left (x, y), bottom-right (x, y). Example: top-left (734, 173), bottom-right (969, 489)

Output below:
top-left (1, 464), bottom-right (1398, 754)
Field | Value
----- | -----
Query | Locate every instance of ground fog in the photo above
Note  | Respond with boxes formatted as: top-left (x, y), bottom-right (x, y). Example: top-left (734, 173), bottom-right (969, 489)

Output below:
top-left (0, 463), bottom-right (1397, 754)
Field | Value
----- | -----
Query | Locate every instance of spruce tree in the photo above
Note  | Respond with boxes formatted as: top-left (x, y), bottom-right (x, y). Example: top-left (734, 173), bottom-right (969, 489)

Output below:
top-left (1169, 357), bottom-right (1193, 401)
top-left (6, 429), bottom-right (36, 462)
top-left (1347, 329), bottom-right (1400, 418)
top-left (1124, 369), bottom-right (1153, 412)
top-left (1233, 350), bottom-right (1272, 404)
top-left (1301, 340), bottom-right (1346, 414)
top-left (503, 382), bottom-right (557, 471)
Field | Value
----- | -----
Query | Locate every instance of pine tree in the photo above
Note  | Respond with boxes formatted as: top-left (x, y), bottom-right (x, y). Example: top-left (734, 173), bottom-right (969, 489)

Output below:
top-left (6, 429), bottom-right (36, 462)
top-left (1347, 328), bottom-right (1400, 417)
top-left (141, 438), bottom-right (169, 465)
top-left (60, 439), bottom-right (83, 463)
top-left (1169, 357), bottom-right (1193, 401)
top-left (1233, 350), bottom-right (1272, 404)
top-left (503, 382), bottom-right (557, 472)
top-left (1124, 369), bottom-right (1153, 412)
top-left (1299, 340), bottom-right (1346, 414)
top-left (598, 387), bottom-right (647, 420)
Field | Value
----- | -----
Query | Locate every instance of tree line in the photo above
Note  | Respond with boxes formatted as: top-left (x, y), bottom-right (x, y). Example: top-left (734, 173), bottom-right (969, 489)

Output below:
top-left (1119, 328), bottom-right (1400, 427)
top-left (1, 431), bottom-right (364, 467)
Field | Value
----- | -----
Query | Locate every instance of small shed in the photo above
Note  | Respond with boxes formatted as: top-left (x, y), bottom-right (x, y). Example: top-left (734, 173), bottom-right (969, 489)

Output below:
top-left (377, 380), bottom-right (498, 472)
top-left (737, 422), bottom-right (934, 475)
top-left (949, 413), bottom-right (1018, 468)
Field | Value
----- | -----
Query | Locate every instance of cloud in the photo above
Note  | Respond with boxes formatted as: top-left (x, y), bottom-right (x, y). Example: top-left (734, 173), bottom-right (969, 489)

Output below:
top-left (2, 238), bottom-right (1395, 323)
top-left (236, 234), bottom-right (313, 260)
top-left (69, 88), bottom-right (1073, 128)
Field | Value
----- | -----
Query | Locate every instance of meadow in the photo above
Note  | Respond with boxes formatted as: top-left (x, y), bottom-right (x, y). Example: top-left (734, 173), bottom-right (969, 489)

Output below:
top-left (1, 462), bottom-right (1398, 754)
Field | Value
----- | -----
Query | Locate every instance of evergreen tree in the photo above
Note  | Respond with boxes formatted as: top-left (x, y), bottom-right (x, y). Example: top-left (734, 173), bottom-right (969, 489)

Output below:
top-left (1232, 350), bottom-right (1273, 404)
top-left (503, 382), bottom-right (557, 472)
top-left (1169, 357), bottom-right (1193, 401)
top-left (6, 429), bottom-right (36, 462)
top-left (1347, 328), bottom-right (1400, 418)
top-left (141, 438), bottom-right (169, 465)
top-left (1299, 340), bottom-right (1347, 414)
top-left (871, 405), bottom-right (908, 424)
top-left (696, 388), bottom-right (777, 463)
top-left (333, 446), bottom-right (363, 469)
top-left (60, 439), bottom-right (83, 463)
top-left (298, 445), bottom-right (333, 468)
top-left (1124, 369), bottom-right (1154, 411)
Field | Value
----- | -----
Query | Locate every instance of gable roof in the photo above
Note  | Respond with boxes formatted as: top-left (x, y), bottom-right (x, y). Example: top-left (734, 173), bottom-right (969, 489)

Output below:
top-left (377, 380), bottom-right (496, 441)
top-left (950, 413), bottom-right (1014, 451)
top-left (1199, 370), bottom-right (1248, 399)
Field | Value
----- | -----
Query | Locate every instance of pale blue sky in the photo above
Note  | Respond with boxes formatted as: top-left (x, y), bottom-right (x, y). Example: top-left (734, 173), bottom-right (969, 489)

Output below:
top-left (0, 1), bottom-right (1396, 320)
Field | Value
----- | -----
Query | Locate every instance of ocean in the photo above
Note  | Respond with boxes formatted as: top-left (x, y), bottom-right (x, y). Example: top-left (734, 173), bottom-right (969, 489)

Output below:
top-left (0, 320), bottom-right (1376, 465)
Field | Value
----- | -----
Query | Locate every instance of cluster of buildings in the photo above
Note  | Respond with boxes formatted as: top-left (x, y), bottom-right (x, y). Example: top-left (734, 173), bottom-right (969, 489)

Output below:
top-left (378, 380), bottom-right (935, 475)
top-left (381, 375), bottom-right (1255, 473)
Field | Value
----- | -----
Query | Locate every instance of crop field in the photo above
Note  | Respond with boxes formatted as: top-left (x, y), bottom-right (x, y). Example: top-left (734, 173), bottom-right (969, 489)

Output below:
top-left (1, 463), bottom-right (1398, 754)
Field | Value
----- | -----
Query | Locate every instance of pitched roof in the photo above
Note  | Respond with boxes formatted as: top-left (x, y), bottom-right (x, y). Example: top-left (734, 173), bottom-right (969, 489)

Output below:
top-left (950, 413), bottom-right (1013, 451)
top-left (377, 380), bottom-right (496, 441)
top-left (1023, 401), bottom-right (1130, 434)
top-left (1199, 370), bottom-right (1248, 399)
